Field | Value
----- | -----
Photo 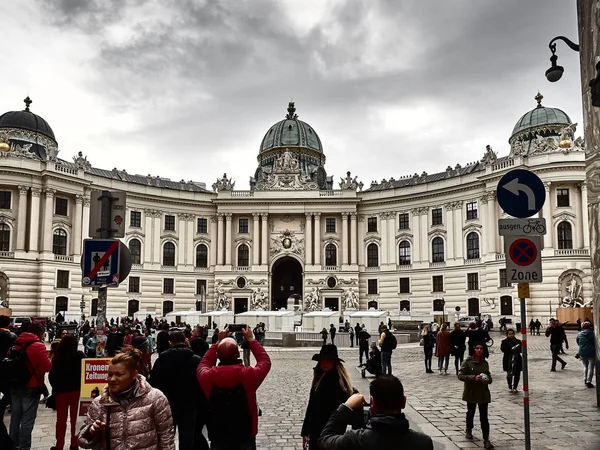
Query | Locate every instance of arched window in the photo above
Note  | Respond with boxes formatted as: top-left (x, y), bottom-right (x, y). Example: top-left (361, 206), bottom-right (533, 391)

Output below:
top-left (557, 221), bottom-right (573, 249)
top-left (163, 242), bottom-right (176, 266)
top-left (0, 224), bottom-right (10, 252)
top-left (325, 244), bottom-right (337, 266)
top-left (466, 232), bottom-right (480, 259)
top-left (400, 300), bottom-right (411, 311)
top-left (398, 241), bottom-right (411, 265)
top-left (129, 239), bottom-right (141, 264)
top-left (367, 243), bottom-right (379, 267)
top-left (91, 298), bottom-right (98, 316)
top-left (237, 244), bottom-right (249, 267)
top-left (163, 300), bottom-right (174, 316)
top-left (431, 237), bottom-right (445, 262)
top-left (196, 244), bottom-right (208, 268)
top-left (468, 297), bottom-right (480, 316)
top-left (128, 299), bottom-right (140, 317)
top-left (55, 296), bottom-right (68, 316)
top-left (53, 229), bottom-right (67, 255)
top-left (500, 295), bottom-right (513, 316)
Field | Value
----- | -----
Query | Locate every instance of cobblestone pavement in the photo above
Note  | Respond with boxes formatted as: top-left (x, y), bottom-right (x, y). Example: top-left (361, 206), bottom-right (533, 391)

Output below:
top-left (3, 330), bottom-right (599, 450)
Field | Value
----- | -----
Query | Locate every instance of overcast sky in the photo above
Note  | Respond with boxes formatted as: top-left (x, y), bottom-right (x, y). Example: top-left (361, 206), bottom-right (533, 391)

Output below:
top-left (1, 0), bottom-right (584, 189)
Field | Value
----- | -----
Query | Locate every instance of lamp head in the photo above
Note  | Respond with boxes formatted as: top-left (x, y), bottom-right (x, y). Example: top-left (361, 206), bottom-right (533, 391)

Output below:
top-left (545, 53), bottom-right (563, 82)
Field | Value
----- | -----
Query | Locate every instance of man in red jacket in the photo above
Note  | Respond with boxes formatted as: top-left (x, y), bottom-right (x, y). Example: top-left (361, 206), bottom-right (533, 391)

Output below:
top-left (9, 322), bottom-right (52, 450)
top-left (197, 326), bottom-right (271, 450)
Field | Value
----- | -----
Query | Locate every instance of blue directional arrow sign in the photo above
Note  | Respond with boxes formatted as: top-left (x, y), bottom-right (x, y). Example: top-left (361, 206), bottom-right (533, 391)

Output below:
top-left (497, 169), bottom-right (546, 218)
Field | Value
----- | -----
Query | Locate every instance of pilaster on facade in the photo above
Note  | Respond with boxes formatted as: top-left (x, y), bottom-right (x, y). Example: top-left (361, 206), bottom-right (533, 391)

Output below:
top-left (41, 188), bottom-right (56, 255)
top-left (313, 213), bottom-right (321, 265)
top-left (260, 213), bottom-right (269, 266)
top-left (341, 212), bottom-right (349, 267)
top-left (16, 186), bottom-right (29, 251)
top-left (304, 213), bottom-right (313, 266)
top-left (224, 213), bottom-right (233, 266)
top-left (542, 181), bottom-right (553, 249)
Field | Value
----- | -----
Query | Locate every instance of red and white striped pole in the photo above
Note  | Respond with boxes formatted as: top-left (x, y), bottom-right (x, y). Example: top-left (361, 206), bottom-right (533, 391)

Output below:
top-left (519, 283), bottom-right (532, 450)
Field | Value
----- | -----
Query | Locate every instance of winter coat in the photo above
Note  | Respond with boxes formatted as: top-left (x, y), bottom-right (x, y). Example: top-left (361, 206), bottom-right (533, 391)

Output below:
top-left (197, 339), bottom-right (271, 438)
top-left (318, 404), bottom-right (434, 450)
top-left (458, 357), bottom-right (493, 404)
top-left (422, 333), bottom-right (436, 351)
top-left (435, 330), bottom-right (451, 357)
top-left (358, 330), bottom-right (371, 349)
top-left (156, 331), bottom-right (171, 354)
top-left (301, 367), bottom-right (354, 449)
top-left (465, 328), bottom-right (490, 354)
top-left (49, 350), bottom-right (85, 394)
top-left (546, 325), bottom-right (567, 346)
top-left (576, 329), bottom-right (596, 358)
top-left (500, 337), bottom-right (522, 374)
top-left (12, 332), bottom-right (52, 388)
top-left (450, 329), bottom-right (466, 356)
top-left (78, 375), bottom-right (175, 450)
top-left (189, 337), bottom-right (209, 358)
top-left (0, 328), bottom-right (16, 359)
top-left (149, 345), bottom-right (202, 413)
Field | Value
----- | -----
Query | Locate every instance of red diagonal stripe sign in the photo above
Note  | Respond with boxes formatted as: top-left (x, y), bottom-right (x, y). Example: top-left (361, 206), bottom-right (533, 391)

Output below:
top-left (87, 241), bottom-right (119, 280)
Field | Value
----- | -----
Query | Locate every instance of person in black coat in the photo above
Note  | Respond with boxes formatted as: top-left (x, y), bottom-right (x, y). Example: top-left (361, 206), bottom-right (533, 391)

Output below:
top-left (105, 325), bottom-right (124, 357)
top-left (450, 323), bottom-right (467, 375)
top-left (156, 323), bottom-right (171, 354)
top-left (190, 325), bottom-right (209, 358)
top-left (149, 331), bottom-right (207, 450)
top-left (500, 329), bottom-right (522, 393)
top-left (49, 334), bottom-right (85, 450)
top-left (465, 322), bottom-right (490, 357)
top-left (301, 345), bottom-right (356, 450)
top-left (421, 326), bottom-right (436, 374)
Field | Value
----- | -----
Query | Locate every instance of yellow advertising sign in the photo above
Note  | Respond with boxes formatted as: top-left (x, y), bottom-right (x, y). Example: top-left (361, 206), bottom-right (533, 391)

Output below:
top-left (518, 282), bottom-right (530, 299)
top-left (80, 358), bottom-right (111, 398)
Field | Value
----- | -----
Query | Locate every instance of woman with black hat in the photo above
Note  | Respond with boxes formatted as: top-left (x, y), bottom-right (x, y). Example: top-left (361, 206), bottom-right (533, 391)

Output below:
top-left (301, 344), bottom-right (354, 449)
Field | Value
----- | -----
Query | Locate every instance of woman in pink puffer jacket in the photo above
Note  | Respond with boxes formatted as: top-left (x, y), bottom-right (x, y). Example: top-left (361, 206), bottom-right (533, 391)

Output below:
top-left (78, 347), bottom-right (175, 450)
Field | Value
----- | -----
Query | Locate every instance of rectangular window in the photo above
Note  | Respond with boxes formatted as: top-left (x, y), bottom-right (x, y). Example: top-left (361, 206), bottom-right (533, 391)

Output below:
top-left (128, 276), bottom-right (140, 293)
top-left (467, 273), bottom-right (479, 291)
top-left (0, 191), bottom-right (12, 209)
top-left (556, 188), bottom-right (570, 207)
top-left (398, 213), bottom-right (409, 230)
top-left (164, 215), bottom-right (175, 231)
top-left (55, 197), bottom-right (68, 216)
top-left (163, 278), bottom-right (174, 294)
top-left (432, 275), bottom-right (444, 293)
top-left (196, 279), bottom-right (207, 295)
top-left (399, 277), bottom-right (410, 294)
top-left (130, 211), bottom-right (141, 228)
top-left (466, 201), bottom-right (478, 220)
top-left (197, 218), bottom-right (208, 234)
top-left (499, 269), bottom-right (511, 288)
top-left (367, 279), bottom-right (378, 295)
top-left (238, 218), bottom-right (249, 234)
top-left (325, 218), bottom-right (336, 233)
top-left (367, 217), bottom-right (377, 233)
top-left (56, 270), bottom-right (70, 289)
top-left (431, 208), bottom-right (443, 226)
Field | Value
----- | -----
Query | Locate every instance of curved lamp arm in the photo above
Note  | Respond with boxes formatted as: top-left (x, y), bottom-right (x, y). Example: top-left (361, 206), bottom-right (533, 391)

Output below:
top-left (549, 36), bottom-right (580, 54)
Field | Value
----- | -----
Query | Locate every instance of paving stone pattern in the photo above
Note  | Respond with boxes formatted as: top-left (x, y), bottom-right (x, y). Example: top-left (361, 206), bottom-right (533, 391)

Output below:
top-left (4, 331), bottom-right (599, 450)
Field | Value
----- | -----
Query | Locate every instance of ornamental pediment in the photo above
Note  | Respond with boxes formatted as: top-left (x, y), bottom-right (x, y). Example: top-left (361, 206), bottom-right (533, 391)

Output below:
top-left (126, 230), bottom-right (146, 238)
top-left (552, 211), bottom-right (576, 221)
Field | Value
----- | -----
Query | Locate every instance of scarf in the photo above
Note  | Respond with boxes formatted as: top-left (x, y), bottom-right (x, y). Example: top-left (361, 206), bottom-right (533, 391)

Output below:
top-left (109, 379), bottom-right (140, 407)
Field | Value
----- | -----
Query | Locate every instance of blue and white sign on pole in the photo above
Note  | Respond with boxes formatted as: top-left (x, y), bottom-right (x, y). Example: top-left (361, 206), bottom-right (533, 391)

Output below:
top-left (497, 169), bottom-right (546, 218)
top-left (81, 239), bottom-right (121, 288)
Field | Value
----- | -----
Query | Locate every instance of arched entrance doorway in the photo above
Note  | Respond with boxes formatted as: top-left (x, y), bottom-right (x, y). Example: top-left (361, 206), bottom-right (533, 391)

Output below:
top-left (271, 257), bottom-right (302, 310)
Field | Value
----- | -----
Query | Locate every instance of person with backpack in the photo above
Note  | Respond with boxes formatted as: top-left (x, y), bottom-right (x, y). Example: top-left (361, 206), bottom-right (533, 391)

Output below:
top-left (49, 334), bottom-right (85, 450)
top-left (378, 325), bottom-right (397, 375)
top-left (149, 331), bottom-right (207, 450)
top-left (197, 326), bottom-right (271, 450)
top-left (576, 321), bottom-right (596, 388)
top-left (357, 327), bottom-right (371, 367)
top-left (4, 322), bottom-right (52, 450)
top-left (0, 315), bottom-right (17, 448)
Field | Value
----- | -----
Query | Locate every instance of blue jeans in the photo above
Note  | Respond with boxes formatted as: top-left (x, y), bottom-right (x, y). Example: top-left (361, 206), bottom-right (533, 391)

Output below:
top-left (381, 351), bottom-right (392, 375)
top-left (581, 356), bottom-right (596, 384)
top-left (9, 386), bottom-right (40, 450)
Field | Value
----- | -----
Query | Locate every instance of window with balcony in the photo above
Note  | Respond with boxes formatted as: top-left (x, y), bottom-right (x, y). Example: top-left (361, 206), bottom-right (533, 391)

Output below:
top-left (556, 188), bottom-right (570, 207)
top-left (325, 243), bottom-right (337, 266)
top-left (0, 224), bottom-right (10, 252)
top-left (367, 243), bottom-right (379, 267)
top-left (164, 215), bottom-right (175, 231)
top-left (466, 201), bottom-right (478, 220)
top-left (367, 217), bottom-right (377, 233)
top-left (238, 218), bottom-right (249, 234)
top-left (237, 244), bottom-right (249, 267)
top-left (367, 279), bottom-right (378, 294)
top-left (398, 213), bottom-right (409, 230)
top-left (197, 218), bottom-right (208, 234)
top-left (128, 276), bottom-right (140, 293)
top-left (129, 239), bottom-right (141, 264)
top-left (55, 197), bottom-right (68, 216)
top-left (325, 218), bottom-right (336, 233)
top-left (399, 277), bottom-right (410, 294)
top-left (467, 273), bottom-right (479, 290)
top-left (431, 237), bottom-right (444, 262)
top-left (163, 242), bottom-right (176, 266)
top-left (466, 232), bottom-right (480, 259)
top-left (56, 270), bottom-right (70, 289)
top-left (163, 278), bottom-right (174, 294)
top-left (432, 275), bottom-right (444, 292)
top-left (398, 241), bottom-right (411, 265)
top-left (196, 244), bottom-right (208, 268)
top-left (557, 221), bottom-right (573, 249)
top-left (0, 191), bottom-right (11, 209)
top-left (53, 229), bottom-right (67, 255)
top-left (130, 211), bottom-right (141, 228)
top-left (432, 208), bottom-right (443, 226)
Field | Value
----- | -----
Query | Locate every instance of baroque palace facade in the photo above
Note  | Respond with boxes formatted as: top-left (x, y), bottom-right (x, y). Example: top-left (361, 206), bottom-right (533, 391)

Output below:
top-left (0, 96), bottom-right (592, 323)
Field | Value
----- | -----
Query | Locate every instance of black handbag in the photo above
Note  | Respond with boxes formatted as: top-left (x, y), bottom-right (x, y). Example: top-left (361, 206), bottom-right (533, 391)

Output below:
top-left (45, 394), bottom-right (56, 410)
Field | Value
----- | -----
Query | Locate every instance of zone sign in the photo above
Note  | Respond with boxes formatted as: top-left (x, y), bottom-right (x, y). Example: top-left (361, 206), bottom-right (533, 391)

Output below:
top-left (504, 236), bottom-right (543, 283)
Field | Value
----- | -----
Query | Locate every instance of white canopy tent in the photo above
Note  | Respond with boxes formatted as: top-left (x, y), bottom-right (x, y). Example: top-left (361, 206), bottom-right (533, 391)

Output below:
top-left (235, 310), bottom-right (295, 332)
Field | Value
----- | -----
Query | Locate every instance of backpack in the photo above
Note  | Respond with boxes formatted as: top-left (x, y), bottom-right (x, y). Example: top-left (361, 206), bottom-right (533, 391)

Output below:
top-left (207, 383), bottom-right (252, 444)
top-left (0, 341), bottom-right (35, 388)
top-left (386, 330), bottom-right (398, 350)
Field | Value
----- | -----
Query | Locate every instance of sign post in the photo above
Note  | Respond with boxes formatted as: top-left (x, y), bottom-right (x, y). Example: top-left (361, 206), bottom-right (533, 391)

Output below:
top-left (518, 284), bottom-right (531, 450)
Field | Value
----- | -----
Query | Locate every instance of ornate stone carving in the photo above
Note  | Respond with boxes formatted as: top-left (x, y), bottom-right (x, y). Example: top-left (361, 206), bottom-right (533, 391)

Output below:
top-left (531, 134), bottom-right (559, 154)
top-left (304, 287), bottom-right (322, 312)
top-left (83, 197), bottom-right (91, 207)
top-left (254, 149), bottom-right (319, 191)
top-left (18, 186), bottom-right (29, 196)
top-left (31, 188), bottom-right (42, 197)
top-left (573, 136), bottom-right (585, 153)
top-left (411, 207), bottom-right (428, 216)
top-left (46, 145), bottom-right (59, 162)
top-left (342, 287), bottom-right (359, 310)
top-left (179, 213), bottom-right (195, 221)
top-left (560, 273), bottom-right (592, 308)
top-left (72, 151), bottom-right (92, 170)
top-left (0, 215), bottom-right (13, 224)
top-left (215, 281), bottom-right (230, 310)
top-left (510, 138), bottom-right (524, 157)
top-left (339, 171), bottom-right (363, 191)
top-left (144, 209), bottom-right (162, 218)
top-left (75, 195), bottom-right (84, 204)
top-left (280, 214), bottom-right (294, 222)
top-left (212, 173), bottom-right (235, 192)
top-left (0, 141), bottom-right (39, 160)
top-left (339, 278), bottom-right (358, 286)
top-left (251, 287), bottom-right (267, 311)
top-left (43, 189), bottom-right (56, 198)
top-left (481, 145), bottom-right (497, 166)
top-left (270, 229), bottom-right (304, 257)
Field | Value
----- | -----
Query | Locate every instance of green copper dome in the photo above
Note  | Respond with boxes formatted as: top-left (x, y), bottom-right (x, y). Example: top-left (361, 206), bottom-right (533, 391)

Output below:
top-left (510, 92), bottom-right (571, 138)
top-left (260, 102), bottom-right (323, 153)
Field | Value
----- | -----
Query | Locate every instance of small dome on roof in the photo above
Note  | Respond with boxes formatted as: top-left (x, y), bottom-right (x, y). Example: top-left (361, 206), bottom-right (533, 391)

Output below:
top-left (259, 102), bottom-right (323, 153)
top-left (510, 92), bottom-right (571, 140)
top-left (0, 97), bottom-right (56, 143)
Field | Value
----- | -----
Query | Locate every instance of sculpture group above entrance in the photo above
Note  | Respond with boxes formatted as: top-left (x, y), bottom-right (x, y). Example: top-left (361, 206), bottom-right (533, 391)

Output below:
top-left (254, 150), bottom-right (319, 191)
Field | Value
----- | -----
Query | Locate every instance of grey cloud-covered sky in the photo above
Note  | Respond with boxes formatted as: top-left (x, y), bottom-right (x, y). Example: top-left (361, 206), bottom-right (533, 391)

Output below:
top-left (1, 0), bottom-right (583, 189)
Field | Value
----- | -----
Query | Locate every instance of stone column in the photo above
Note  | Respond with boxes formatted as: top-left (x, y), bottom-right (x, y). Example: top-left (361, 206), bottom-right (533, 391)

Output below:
top-left (252, 213), bottom-right (261, 266)
top-left (388, 211), bottom-right (396, 265)
top-left (42, 189), bottom-right (56, 253)
top-left (445, 204), bottom-right (455, 259)
top-left (29, 188), bottom-right (41, 252)
top-left (487, 192), bottom-right (497, 253)
top-left (542, 182), bottom-right (553, 249)
top-left (480, 195), bottom-right (489, 256)
top-left (217, 214), bottom-right (225, 265)
top-left (153, 214), bottom-right (161, 263)
top-left (225, 213), bottom-right (232, 265)
top-left (305, 213), bottom-right (313, 266)
top-left (357, 215), bottom-right (365, 265)
top-left (313, 213), bottom-right (321, 265)
top-left (453, 204), bottom-right (463, 259)
top-left (379, 213), bottom-right (388, 265)
top-left (261, 213), bottom-right (269, 265)
top-left (580, 183), bottom-right (590, 248)
top-left (419, 209), bottom-right (428, 262)
top-left (82, 195), bottom-right (90, 240)
top-left (178, 215), bottom-right (186, 265)
top-left (210, 216), bottom-right (218, 267)
top-left (350, 213), bottom-right (358, 265)
top-left (16, 186), bottom-right (28, 250)
top-left (411, 210), bottom-right (420, 262)
top-left (144, 210), bottom-right (154, 263)
top-left (341, 213), bottom-right (349, 265)
top-left (72, 195), bottom-right (83, 255)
